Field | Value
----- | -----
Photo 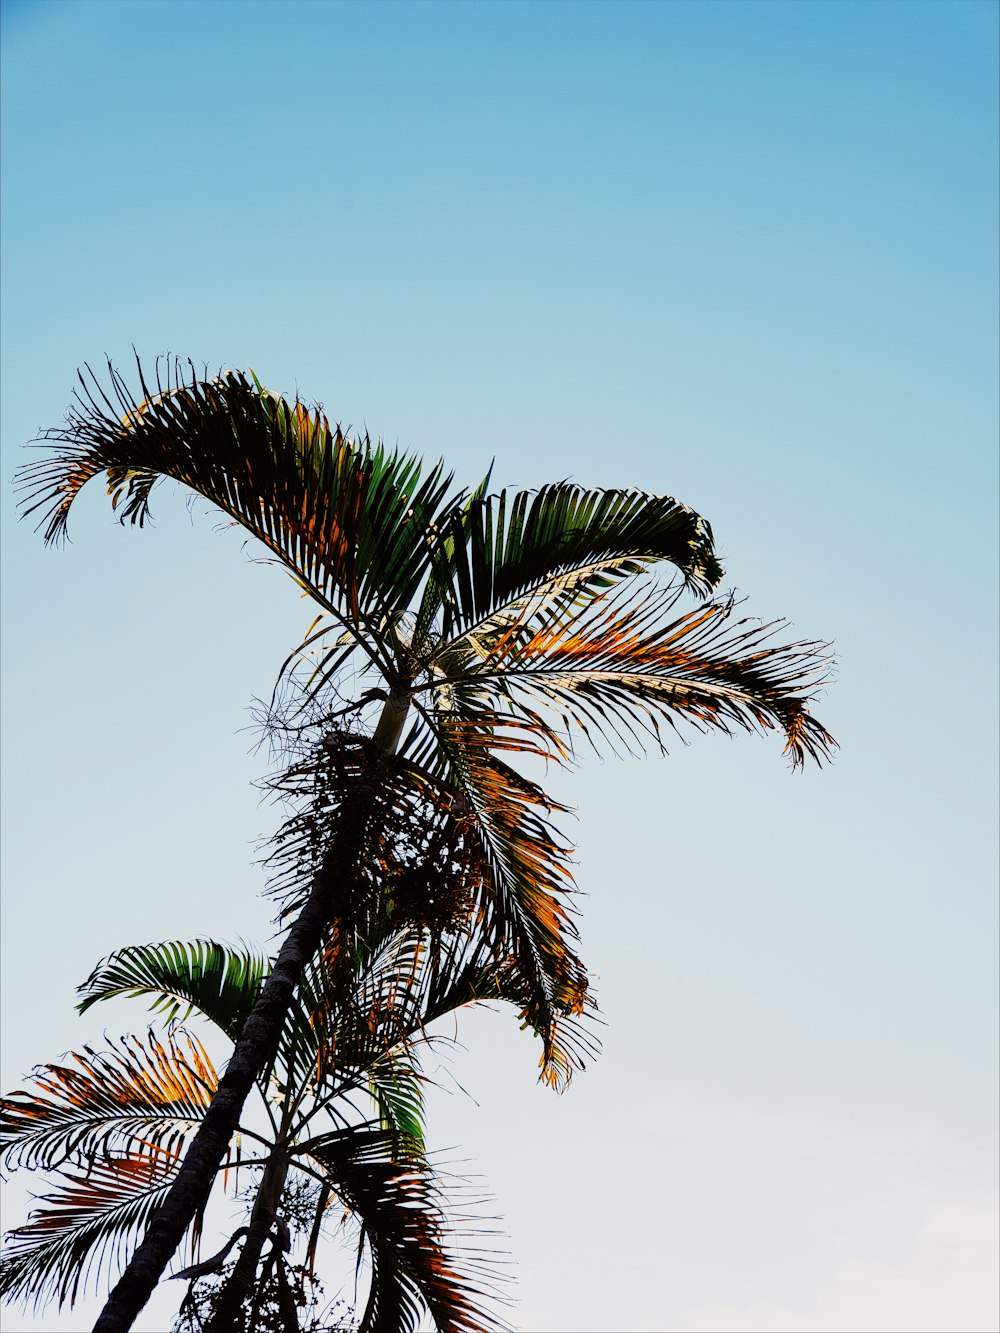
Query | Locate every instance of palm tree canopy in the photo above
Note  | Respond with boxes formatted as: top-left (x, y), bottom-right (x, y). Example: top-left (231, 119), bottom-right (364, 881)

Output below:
top-left (2, 936), bottom-right (513, 1331)
top-left (17, 359), bottom-right (834, 1088)
top-left (18, 358), bottom-right (721, 654)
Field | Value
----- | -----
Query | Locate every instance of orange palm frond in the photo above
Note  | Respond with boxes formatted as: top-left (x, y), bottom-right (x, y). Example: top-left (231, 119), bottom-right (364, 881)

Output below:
top-left (1, 1030), bottom-right (218, 1174)
top-left (407, 704), bottom-right (593, 1089)
top-left (441, 583), bottom-right (836, 769)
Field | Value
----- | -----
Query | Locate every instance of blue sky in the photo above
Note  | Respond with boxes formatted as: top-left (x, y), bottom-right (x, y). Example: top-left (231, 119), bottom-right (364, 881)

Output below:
top-left (1, 2), bottom-right (997, 1330)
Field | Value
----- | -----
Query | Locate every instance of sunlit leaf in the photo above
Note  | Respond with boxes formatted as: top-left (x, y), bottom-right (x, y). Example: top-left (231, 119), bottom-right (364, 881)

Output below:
top-left (1, 1030), bottom-right (217, 1174)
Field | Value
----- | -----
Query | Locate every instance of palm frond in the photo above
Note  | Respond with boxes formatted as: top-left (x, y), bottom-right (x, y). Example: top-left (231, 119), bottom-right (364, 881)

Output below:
top-left (280, 928), bottom-right (487, 1127)
top-left (443, 584), bottom-right (836, 768)
top-left (299, 1125), bottom-right (509, 1333)
top-left (420, 483), bottom-right (722, 646)
top-left (17, 358), bottom-right (459, 640)
top-left (408, 707), bottom-right (593, 1089)
top-left (0, 1150), bottom-right (184, 1311)
top-left (368, 1049), bottom-right (427, 1148)
top-left (76, 938), bottom-right (267, 1045)
top-left (266, 722), bottom-right (597, 1093)
top-left (1, 1031), bottom-right (217, 1174)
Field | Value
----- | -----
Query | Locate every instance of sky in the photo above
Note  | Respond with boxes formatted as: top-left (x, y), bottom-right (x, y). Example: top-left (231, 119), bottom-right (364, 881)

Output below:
top-left (0, 1), bottom-right (997, 1330)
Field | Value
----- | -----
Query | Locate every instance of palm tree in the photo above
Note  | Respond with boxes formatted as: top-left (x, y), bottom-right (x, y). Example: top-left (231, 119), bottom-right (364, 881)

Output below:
top-left (1, 932), bottom-right (519, 1331)
top-left (17, 358), bottom-right (834, 1331)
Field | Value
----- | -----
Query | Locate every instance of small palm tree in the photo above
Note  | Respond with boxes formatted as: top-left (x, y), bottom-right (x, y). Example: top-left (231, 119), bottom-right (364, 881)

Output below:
top-left (1, 932), bottom-right (517, 1332)
top-left (17, 358), bottom-right (834, 1331)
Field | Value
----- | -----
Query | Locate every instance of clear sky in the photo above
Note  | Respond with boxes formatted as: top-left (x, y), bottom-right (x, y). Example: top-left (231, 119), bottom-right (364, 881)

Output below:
top-left (1, 1), bottom-right (997, 1330)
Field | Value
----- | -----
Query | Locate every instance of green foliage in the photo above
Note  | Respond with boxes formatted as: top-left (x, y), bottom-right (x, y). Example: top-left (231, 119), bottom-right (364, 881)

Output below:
top-left (8, 358), bottom-right (835, 1329)
top-left (1, 925), bottom-right (511, 1330)
top-left (18, 358), bottom-right (834, 1088)
top-left (77, 940), bottom-right (267, 1044)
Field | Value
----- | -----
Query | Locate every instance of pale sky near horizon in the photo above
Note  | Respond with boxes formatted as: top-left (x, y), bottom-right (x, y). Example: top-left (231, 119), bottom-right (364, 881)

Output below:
top-left (1, 2), bottom-right (997, 1331)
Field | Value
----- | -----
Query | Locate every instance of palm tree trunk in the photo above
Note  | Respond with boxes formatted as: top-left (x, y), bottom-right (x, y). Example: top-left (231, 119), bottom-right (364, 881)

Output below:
top-left (93, 701), bottom-right (408, 1333)
top-left (92, 870), bottom-right (335, 1333)
top-left (203, 1154), bottom-right (289, 1333)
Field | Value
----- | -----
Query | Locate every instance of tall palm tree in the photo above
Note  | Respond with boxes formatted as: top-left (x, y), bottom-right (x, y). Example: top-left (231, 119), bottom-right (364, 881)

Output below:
top-left (1, 931), bottom-right (518, 1332)
top-left (17, 358), bottom-right (834, 1331)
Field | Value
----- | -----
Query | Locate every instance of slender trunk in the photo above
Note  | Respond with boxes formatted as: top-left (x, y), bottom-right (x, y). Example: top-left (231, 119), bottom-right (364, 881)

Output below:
top-left (203, 1154), bottom-right (289, 1333)
top-left (93, 698), bottom-right (408, 1333)
top-left (92, 873), bottom-right (333, 1333)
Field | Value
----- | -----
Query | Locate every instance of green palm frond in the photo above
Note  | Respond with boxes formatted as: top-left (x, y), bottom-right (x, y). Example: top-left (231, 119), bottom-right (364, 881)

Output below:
top-left (299, 1125), bottom-right (509, 1333)
top-left (77, 939), bottom-right (267, 1044)
top-left (419, 483), bottom-right (722, 647)
top-left (73, 936), bottom-right (327, 1116)
top-left (0, 1149), bottom-right (184, 1311)
top-left (368, 1049), bottom-right (427, 1147)
top-left (64, 922), bottom-right (522, 1143)
top-left (1, 1030), bottom-right (217, 1174)
top-left (17, 359), bottom-right (459, 645)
